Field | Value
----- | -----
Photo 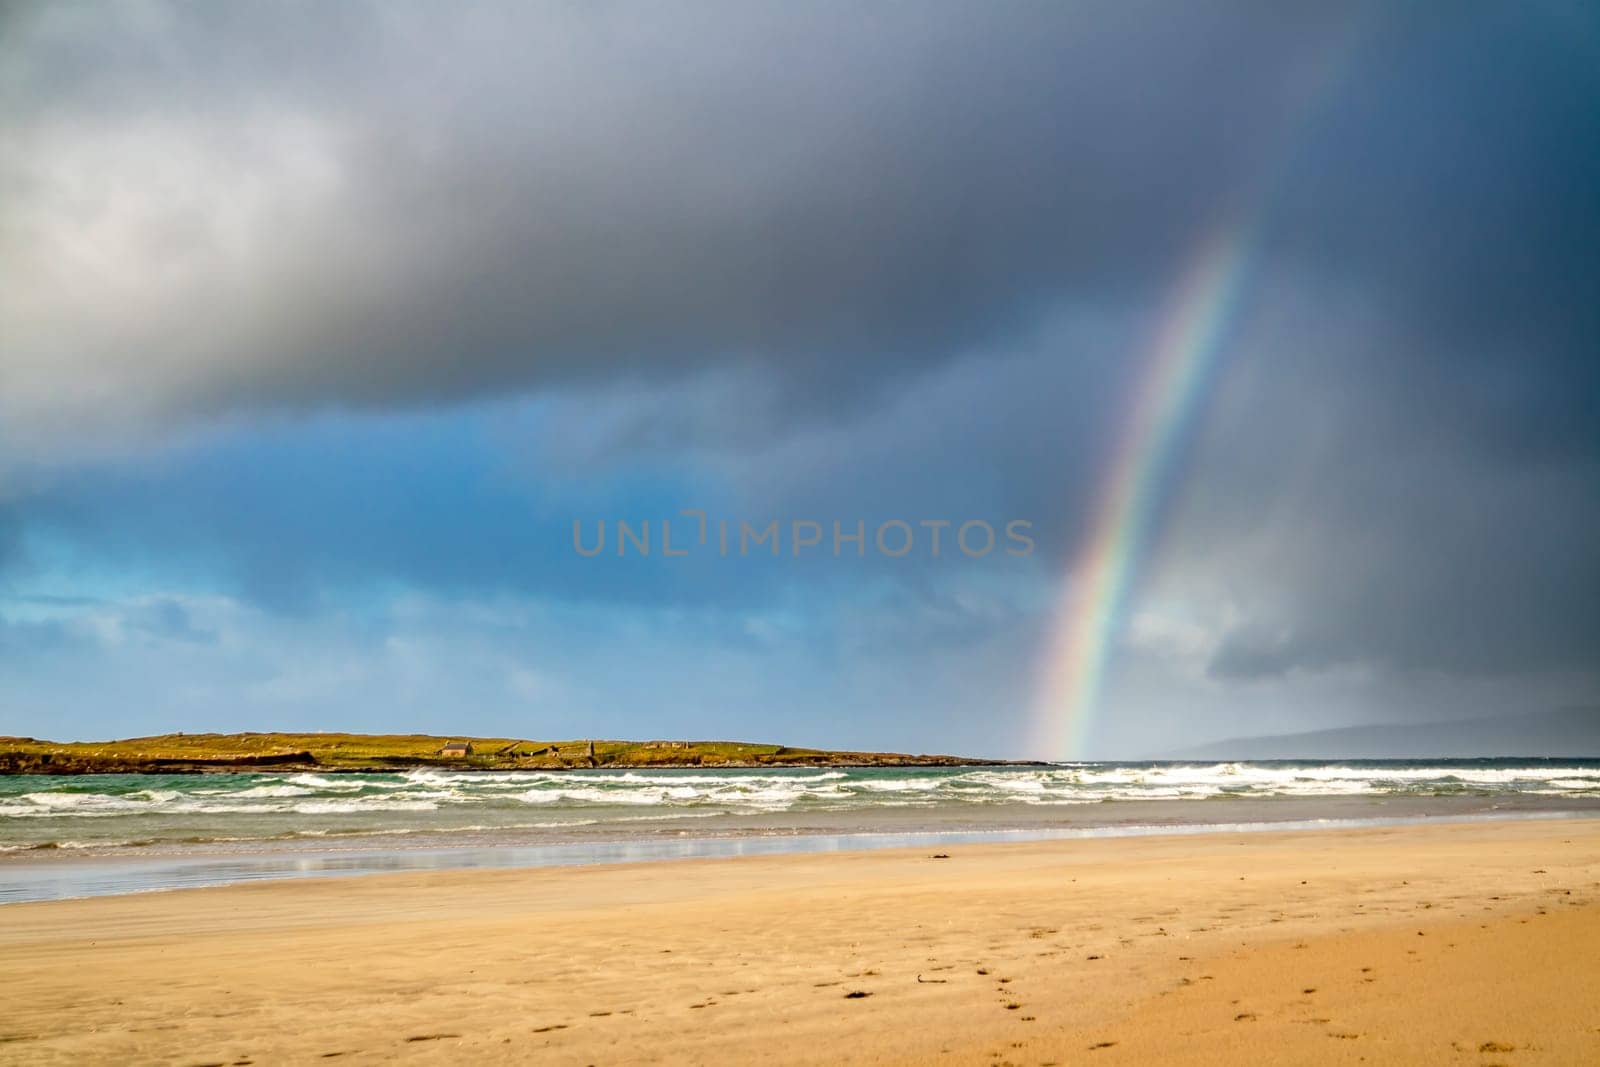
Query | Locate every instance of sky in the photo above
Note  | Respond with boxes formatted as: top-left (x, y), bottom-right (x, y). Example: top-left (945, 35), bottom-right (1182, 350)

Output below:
top-left (1, 2), bottom-right (1596, 758)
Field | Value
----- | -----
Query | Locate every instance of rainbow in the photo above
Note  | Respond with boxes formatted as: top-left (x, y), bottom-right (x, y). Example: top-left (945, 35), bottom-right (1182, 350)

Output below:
top-left (1028, 11), bottom-right (1373, 761)
top-left (1032, 220), bottom-right (1256, 760)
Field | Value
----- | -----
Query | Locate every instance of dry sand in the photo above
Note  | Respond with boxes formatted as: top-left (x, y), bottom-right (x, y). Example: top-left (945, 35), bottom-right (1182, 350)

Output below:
top-left (1, 818), bottom-right (1597, 1065)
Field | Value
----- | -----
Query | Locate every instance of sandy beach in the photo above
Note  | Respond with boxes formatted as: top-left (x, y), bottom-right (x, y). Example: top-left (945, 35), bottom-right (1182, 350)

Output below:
top-left (2, 818), bottom-right (1597, 1065)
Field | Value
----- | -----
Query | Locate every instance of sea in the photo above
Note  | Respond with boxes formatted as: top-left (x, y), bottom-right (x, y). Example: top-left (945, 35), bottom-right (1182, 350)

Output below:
top-left (3, 759), bottom-right (1598, 903)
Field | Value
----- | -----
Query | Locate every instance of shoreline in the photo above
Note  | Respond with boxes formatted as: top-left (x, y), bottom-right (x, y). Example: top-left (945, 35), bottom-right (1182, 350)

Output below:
top-left (4, 803), bottom-right (1598, 905)
top-left (3, 818), bottom-right (1596, 1064)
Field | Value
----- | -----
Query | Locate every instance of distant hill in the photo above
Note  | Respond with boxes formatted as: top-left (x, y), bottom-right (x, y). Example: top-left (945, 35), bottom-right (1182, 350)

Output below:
top-left (1167, 708), bottom-right (1600, 760)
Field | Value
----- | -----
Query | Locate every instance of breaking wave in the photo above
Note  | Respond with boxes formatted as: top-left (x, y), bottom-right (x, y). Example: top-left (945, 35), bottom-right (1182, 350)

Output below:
top-left (4, 760), bottom-right (1597, 853)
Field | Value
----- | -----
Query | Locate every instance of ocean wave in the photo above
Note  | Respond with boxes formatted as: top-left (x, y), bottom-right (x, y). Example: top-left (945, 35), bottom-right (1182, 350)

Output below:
top-left (4, 761), bottom-right (1597, 853)
top-left (219, 784), bottom-right (318, 799)
top-left (284, 773), bottom-right (361, 790)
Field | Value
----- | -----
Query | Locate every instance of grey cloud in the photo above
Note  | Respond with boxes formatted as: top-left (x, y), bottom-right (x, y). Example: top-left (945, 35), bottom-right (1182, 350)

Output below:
top-left (136, 598), bottom-right (217, 646)
top-left (0, 614), bottom-right (73, 661)
top-left (1152, 280), bottom-right (1600, 687)
top-left (1206, 627), bottom-right (1313, 683)
top-left (1, 1), bottom-right (1353, 443)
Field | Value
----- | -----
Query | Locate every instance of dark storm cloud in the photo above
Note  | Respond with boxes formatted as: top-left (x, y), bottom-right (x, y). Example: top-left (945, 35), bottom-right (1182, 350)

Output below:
top-left (4, 3), bottom-right (1589, 465)
top-left (1292, 10), bottom-right (1598, 319)
top-left (1156, 273), bottom-right (1600, 685)
top-left (2, 0), bottom-right (1355, 438)
top-left (1197, 451), bottom-right (1600, 682)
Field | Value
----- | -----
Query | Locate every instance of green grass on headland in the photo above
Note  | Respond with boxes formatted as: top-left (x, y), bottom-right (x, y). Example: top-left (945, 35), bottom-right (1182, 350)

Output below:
top-left (0, 732), bottom-right (1012, 774)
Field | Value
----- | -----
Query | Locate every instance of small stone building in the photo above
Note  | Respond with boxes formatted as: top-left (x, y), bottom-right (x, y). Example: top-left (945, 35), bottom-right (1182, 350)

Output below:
top-left (439, 740), bottom-right (473, 757)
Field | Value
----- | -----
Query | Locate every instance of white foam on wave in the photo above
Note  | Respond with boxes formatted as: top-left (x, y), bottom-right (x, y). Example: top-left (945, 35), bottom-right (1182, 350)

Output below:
top-left (3, 760), bottom-right (1597, 856)
top-left (856, 777), bottom-right (942, 792)
top-left (5, 792), bottom-right (154, 816)
top-left (289, 799), bottom-right (440, 814)
top-left (514, 786), bottom-right (674, 807)
top-left (220, 784), bottom-right (317, 799)
top-left (284, 773), bottom-right (362, 791)
top-left (610, 771), bottom-right (848, 786)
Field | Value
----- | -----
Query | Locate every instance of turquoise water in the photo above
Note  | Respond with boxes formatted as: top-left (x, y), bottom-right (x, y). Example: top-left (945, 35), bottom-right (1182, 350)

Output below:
top-left (3, 760), bottom-right (1597, 901)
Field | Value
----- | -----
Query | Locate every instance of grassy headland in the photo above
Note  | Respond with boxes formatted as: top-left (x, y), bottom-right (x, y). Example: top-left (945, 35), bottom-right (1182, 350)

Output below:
top-left (0, 732), bottom-right (1015, 774)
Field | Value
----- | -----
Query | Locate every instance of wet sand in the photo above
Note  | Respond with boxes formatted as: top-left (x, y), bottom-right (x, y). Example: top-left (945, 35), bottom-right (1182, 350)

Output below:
top-left (1, 818), bottom-right (1596, 1064)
